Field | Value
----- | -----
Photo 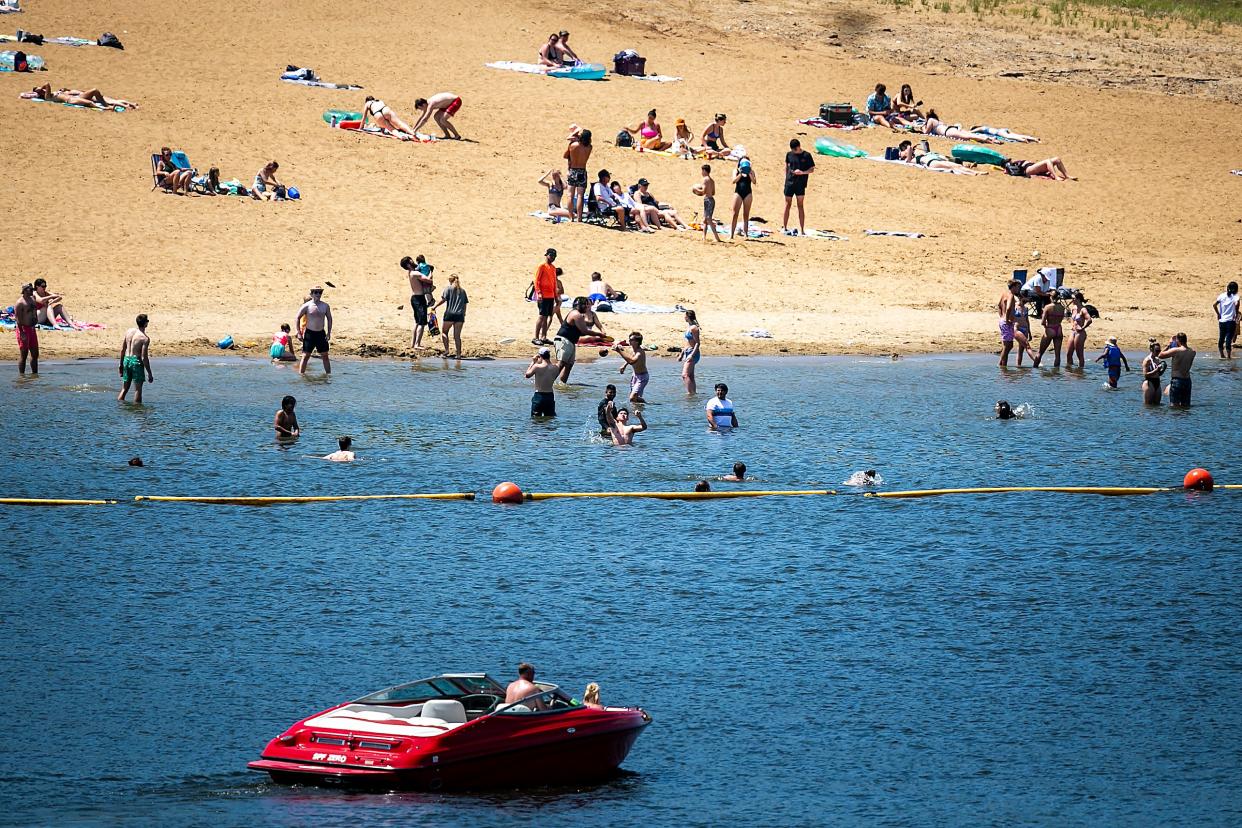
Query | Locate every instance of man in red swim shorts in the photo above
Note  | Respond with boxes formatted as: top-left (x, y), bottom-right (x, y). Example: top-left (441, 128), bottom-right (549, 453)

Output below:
top-left (411, 92), bottom-right (462, 139)
top-left (14, 282), bottom-right (39, 375)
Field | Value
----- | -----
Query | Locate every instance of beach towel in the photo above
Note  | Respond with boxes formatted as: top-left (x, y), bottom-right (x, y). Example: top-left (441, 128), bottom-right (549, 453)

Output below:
top-left (486, 60), bottom-right (548, 75)
top-left (20, 92), bottom-right (126, 112)
top-left (865, 156), bottom-right (971, 176)
top-left (281, 65), bottom-right (361, 90)
top-left (328, 120), bottom-right (438, 142)
top-left (0, 33), bottom-right (93, 46)
top-left (630, 144), bottom-right (701, 160)
top-left (973, 126), bottom-right (1038, 143)
top-left (0, 1), bottom-right (22, 14)
top-left (1232, 170), bottom-right (1242, 176)
top-left (803, 229), bottom-right (848, 240)
top-left (628, 74), bottom-right (681, 83)
top-left (609, 302), bottom-right (686, 314)
top-left (865, 229), bottom-right (925, 238)
top-left (742, 329), bottom-right (773, 338)
top-left (485, 60), bottom-right (606, 80)
top-left (798, 117), bottom-right (863, 131)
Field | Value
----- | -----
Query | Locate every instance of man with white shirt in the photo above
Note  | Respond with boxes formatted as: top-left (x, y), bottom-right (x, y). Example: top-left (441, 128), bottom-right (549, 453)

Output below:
top-left (1021, 268), bottom-right (1055, 316)
top-left (593, 169), bottom-right (628, 229)
top-left (706, 383), bottom-right (738, 431)
top-left (1213, 281), bottom-right (1238, 359)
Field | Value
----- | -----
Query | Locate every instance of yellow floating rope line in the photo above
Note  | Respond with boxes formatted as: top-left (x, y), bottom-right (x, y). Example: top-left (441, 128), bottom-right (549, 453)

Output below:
top-left (134, 493), bottom-right (475, 505)
top-left (524, 490), bottom-right (838, 501)
top-left (0, 497), bottom-right (117, 506)
top-left (865, 486), bottom-right (1167, 499)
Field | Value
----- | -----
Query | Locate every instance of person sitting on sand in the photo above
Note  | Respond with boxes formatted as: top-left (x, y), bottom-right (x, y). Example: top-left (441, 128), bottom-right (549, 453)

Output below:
top-left (895, 84), bottom-right (924, 120)
top-left (701, 114), bottom-right (729, 158)
top-left (605, 406), bottom-right (647, 446)
top-left (252, 161), bottom-right (283, 201)
top-left (721, 461), bottom-right (747, 482)
top-left (32, 83), bottom-right (137, 110)
top-left (634, 179), bottom-right (687, 229)
top-left (671, 118), bottom-right (695, 158)
top-left (556, 30), bottom-right (581, 65)
top-left (866, 84), bottom-right (906, 130)
top-left (411, 92), bottom-right (462, 140)
top-left (270, 322), bottom-right (297, 362)
top-left (154, 146), bottom-right (194, 195)
top-left (589, 272), bottom-right (620, 302)
top-left (361, 96), bottom-right (416, 139)
top-left (32, 278), bottom-right (71, 328)
top-left (1004, 156), bottom-right (1075, 181)
top-left (625, 109), bottom-right (669, 151)
top-left (323, 435), bottom-right (355, 462)
top-left (538, 33), bottom-right (563, 68)
top-left (921, 111), bottom-right (1001, 143)
top-left (897, 140), bottom-right (985, 175)
top-left (538, 169), bottom-right (573, 220)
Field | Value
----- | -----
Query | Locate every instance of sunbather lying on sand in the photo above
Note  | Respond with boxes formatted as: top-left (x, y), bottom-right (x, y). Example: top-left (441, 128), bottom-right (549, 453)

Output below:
top-left (32, 83), bottom-right (137, 110)
top-left (1006, 156), bottom-right (1075, 181)
top-left (361, 96), bottom-right (415, 139)
top-left (897, 140), bottom-right (986, 175)
top-left (971, 125), bottom-right (1040, 143)
top-left (921, 111), bottom-right (1001, 143)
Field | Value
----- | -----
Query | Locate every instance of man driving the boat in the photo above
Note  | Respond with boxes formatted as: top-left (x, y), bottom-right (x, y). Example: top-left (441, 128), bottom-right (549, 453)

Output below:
top-left (505, 662), bottom-right (540, 705)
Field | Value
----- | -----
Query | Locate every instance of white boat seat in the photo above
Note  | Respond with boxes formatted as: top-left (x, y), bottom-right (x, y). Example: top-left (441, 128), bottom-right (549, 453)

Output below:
top-left (421, 698), bottom-right (467, 723)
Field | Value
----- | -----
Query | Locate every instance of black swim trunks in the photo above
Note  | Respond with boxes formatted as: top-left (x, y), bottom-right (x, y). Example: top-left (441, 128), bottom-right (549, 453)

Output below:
top-left (537, 298), bottom-right (555, 318)
top-left (302, 328), bottom-right (329, 354)
top-left (410, 293), bottom-right (428, 326)
top-left (567, 167), bottom-right (587, 187)
top-left (783, 177), bottom-right (808, 198)
top-left (531, 391), bottom-right (556, 417)
top-left (1169, 376), bottom-right (1192, 406)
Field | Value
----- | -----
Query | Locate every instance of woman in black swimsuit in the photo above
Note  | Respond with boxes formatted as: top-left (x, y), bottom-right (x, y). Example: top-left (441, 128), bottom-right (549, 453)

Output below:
top-left (730, 159), bottom-right (756, 240)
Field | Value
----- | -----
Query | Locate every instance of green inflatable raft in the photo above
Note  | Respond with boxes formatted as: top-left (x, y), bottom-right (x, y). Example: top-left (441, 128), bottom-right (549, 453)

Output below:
top-left (814, 136), bottom-right (867, 158)
top-left (950, 145), bottom-right (1007, 167)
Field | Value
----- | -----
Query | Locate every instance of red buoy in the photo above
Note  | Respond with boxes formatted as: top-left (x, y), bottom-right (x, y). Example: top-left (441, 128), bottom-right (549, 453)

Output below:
top-left (1183, 468), bottom-right (1213, 492)
top-left (492, 482), bottom-right (524, 504)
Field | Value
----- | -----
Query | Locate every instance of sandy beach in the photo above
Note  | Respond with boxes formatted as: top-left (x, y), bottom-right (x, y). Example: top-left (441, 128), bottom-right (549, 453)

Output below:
top-left (3, 0), bottom-right (1239, 362)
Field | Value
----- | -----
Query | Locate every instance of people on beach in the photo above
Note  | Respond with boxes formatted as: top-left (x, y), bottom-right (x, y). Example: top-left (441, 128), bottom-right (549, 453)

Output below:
top-left (526, 347), bottom-right (561, 417)
top-left (731, 159), bottom-right (755, 240)
top-left (1005, 156), bottom-right (1075, 181)
top-left (533, 248), bottom-right (561, 345)
top-left (921, 112), bottom-right (1000, 143)
top-left (1022, 267), bottom-right (1055, 316)
top-left (1095, 336), bottom-right (1130, 387)
top-left (538, 33), bottom-right (563, 68)
top-left (505, 663), bottom-right (539, 704)
top-left (1065, 291), bottom-right (1092, 368)
top-left (593, 170), bottom-right (631, 229)
top-left (1013, 296), bottom-right (1035, 366)
top-left (361, 96), bottom-right (415, 139)
top-left (251, 161), bottom-right (283, 201)
top-left (538, 169), bottom-right (573, 220)
top-left (274, 395), bottom-right (300, 440)
top-left (626, 109), bottom-right (669, 151)
top-left (895, 84), bottom-right (924, 120)
top-left (680, 309), bottom-right (701, 394)
top-left (553, 297), bottom-right (606, 383)
top-left (117, 314), bottom-right (153, 403)
top-left (671, 118), bottom-right (695, 158)
top-left (866, 84), bottom-right (905, 130)
top-left (14, 283), bottom-right (39, 375)
top-left (706, 382), bottom-right (737, 431)
top-left (1214, 281), bottom-right (1238, 358)
top-left (154, 146), bottom-right (193, 195)
top-left (605, 406), bottom-right (647, 446)
top-left (556, 30), bottom-right (581, 65)
top-left (998, 279), bottom-right (1037, 367)
top-left (296, 286), bottom-right (332, 375)
top-left (403, 255), bottom-right (435, 349)
top-left (270, 322), bottom-right (296, 361)
top-left (597, 383), bottom-right (618, 436)
top-left (32, 278), bottom-right (71, 328)
top-left (634, 179), bottom-right (687, 229)
top-left (32, 83), bottom-right (137, 110)
top-left (782, 138), bottom-right (815, 235)
top-left (615, 331), bottom-right (649, 402)
top-left (588, 272), bottom-right (622, 302)
top-left (610, 180), bottom-right (655, 232)
top-left (1141, 339), bottom-right (1166, 405)
top-left (702, 114), bottom-right (729, 157)
top-left (897, 140), bottom-right (985, 175)
top-left (323, 435), bottom-right (355, 462)
top-left (721, 461), bottom-right (747, 481)
top-left (1159, 333), bottom-right (1196, 407)
top-left (411, 93), bottom-right (463, 140)
top-left (1037, 295), bottom-right (1066, 367)
top-left (692, 164), bottom-right (721, 242)
top-left (564, 127), bottom-right (592, 221)
top-left (433, 275), bottom-right (468, 358)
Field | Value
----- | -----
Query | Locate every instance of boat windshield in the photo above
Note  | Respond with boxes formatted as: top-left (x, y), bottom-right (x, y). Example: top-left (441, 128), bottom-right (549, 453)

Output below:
top-left (359, 678), bottom-right (465, 704)
top-left (494, 687), bottom-right (577, 715)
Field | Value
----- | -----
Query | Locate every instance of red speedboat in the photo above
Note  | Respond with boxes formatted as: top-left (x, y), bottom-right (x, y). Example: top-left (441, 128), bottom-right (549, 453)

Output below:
top-left (248, 673), bottom-right (650, 790)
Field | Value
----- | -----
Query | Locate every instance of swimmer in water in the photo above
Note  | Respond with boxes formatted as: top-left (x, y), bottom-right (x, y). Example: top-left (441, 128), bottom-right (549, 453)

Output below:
top-left (995, 400), bottom-right (1014, 420)
top-left (323, 435), bottom-right (355, 462)
top-left (694, 480), bottom-right (712, 492)
top-left (721, 461), bottom-right (747, 482)
top-left (596, 384), bottom-right (618, 437)
top-left (844, 469), bottom-right (881, 486)
top-left (606, 407), bottom-right (646, 446)
top-left (275, 395), bottom-right (300, 440)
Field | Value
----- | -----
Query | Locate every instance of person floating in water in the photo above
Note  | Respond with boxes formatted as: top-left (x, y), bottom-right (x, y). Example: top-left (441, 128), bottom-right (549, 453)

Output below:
top-left (323, 436), bottom-right (355, 462)
top-left (606, 407), bottom-right (647, 446)
top-left (274, 395), bottom-right (300, 441)
top-left (1094, 336), bottom-right (1130, 388)
top-left (721, 462), bottom-right (747, 481)
top-left (995, 400), bottom-right (1014, 420)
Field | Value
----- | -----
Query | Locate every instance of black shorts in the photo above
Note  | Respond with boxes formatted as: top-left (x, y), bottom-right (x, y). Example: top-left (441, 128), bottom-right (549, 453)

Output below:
top-left (410, 294), bottom-right (428, 326)
top-left (1169, 376), bottom-right (1192, 406)
top-left (784, 178), bottom-right (808, 197)
top-left (531, 391), bottom-right (556, 417)
top-left (302, 328), bottom-right (329, 354)
top-left (443, 312), bottom-right (465, 324)
top-left (537, 298), bottom-right (555, 318)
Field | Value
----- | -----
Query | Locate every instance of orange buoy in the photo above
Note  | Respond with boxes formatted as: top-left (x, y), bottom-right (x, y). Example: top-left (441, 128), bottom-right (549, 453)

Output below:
top-left (492, 482), bottom-right (524, 504)
top-left (1183, 468), bottom-right (1214, 492)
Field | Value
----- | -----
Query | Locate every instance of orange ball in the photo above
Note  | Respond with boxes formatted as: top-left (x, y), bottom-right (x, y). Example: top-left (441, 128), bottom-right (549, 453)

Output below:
top-left (1183, 468), bottom-right (1213, 492)
top-left (492, 482), bottom-right (525, 504)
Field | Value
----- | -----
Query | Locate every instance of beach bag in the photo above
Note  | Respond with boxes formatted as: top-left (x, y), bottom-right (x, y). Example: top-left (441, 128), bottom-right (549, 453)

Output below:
top-left (97, 32), bottom-right (123, 49)
top-left (427, 311), bottom-right (440, 337)
top-left (612, 49), bottom-right (646, 76)
top-left (525, 282), bottom-right (535, 301)
top-left (615, 129), bottom-right (633, 148)
top-left (11, 49), bottom-right (26, 72)
top-left (819, 103), bottom-right (853, 125)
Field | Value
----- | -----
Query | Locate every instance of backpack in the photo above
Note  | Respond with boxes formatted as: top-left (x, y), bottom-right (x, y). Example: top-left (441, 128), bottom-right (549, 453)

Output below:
top-left (615, 129), bottom-right (633, 148)
top-left (97, 32), bottom-right (123, 49)
top-left (12, 50), bottom-right (27, 73)
top-left (525, 282), bottom-right (535, 301)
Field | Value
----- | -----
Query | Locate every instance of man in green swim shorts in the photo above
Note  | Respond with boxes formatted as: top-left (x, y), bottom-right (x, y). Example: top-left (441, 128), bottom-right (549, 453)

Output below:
top-left (118, 313), bottom-right (153, 403)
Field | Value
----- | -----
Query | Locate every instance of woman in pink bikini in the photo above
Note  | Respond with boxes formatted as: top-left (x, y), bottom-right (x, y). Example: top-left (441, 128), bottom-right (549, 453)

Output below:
top-left (627, 109), bottom-right (669, 151)
top-left (1037, 295), bottom-right (1066, 367)
top-left (1066, 291), bottom-right (1092, 368)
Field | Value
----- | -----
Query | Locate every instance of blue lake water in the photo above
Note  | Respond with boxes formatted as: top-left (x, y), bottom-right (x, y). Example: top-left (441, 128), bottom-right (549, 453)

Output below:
top-left (1, 355), bottom-right (1240, 827)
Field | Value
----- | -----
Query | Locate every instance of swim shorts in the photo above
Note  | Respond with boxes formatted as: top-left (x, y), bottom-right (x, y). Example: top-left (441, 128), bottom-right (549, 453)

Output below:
top-left (553, 336), bottom-right (577, 364)
top-left (445, 96), bottom-right (462, 116)
top-left (1107, 365), bottom-right (1121, 384)
top-left (703, 195), bottom-right (715, 221)
top-left (531, 391), bottom-right (556, 417)
top-left (302, 328), bottom-right (329, 354)
top-left (998, 321), bottom-right (1014, 343)
top-left (630, 371), bottom-right (650, 398)
top-left (1169, 376), bottom-right (1191, 406)
top-left (537, 298), bottom-right (555, 318)
top-left (567, 167), bottom-right (587, 187)
top-left (410, 293), bottom-right (428, 326)
top-left (15, 324), bottom-right (37, 351)
top-left (783, 178), bottom-right (808, 198)
top-left (121, 354), bottom-right (145, 384)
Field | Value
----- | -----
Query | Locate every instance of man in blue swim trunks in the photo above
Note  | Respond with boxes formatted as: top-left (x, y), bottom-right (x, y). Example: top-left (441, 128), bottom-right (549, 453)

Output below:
top-left (1094, 336), bottom-right (1130, 388)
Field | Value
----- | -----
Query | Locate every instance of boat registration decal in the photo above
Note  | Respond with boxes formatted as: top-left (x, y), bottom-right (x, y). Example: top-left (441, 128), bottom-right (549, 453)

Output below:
top-left (312, 752), bottom-right (348, 763)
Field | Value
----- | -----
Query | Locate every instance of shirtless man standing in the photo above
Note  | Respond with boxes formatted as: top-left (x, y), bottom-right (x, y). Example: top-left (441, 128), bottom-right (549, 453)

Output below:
top-left (525, 347), bottom-right (562, 418)
top-left (615, 331), bottom-right (650, 403)
top-left (606, 407), bottom-right (647, 446)
top-left (691, 164), bottom-right (721, 242)
top-left (410, 93), bottom-right (462, 139)
top-left (564, 127), bottom-right (593, 222)
top-left (117, 314), bottom-right (153, 403)
top-left (296, 286), bottom-right (332, 375)
top-left (1159, 333), bottom-right (1197, 408)
top-left (997, 279), bottom-right (1025, 367)
top-left (505, 663), bottom-right (539, 704)
top-left (14, 283), bottom-right (39, 375)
